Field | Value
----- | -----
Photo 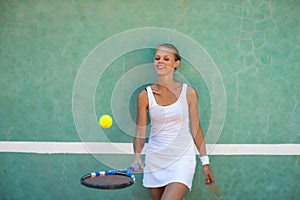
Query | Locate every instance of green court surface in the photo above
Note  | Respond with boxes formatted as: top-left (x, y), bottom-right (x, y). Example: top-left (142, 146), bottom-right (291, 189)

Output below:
top-left (1, 0), bottom-right (299, 199)
top-left (0, 154), bottom-right (298, 200)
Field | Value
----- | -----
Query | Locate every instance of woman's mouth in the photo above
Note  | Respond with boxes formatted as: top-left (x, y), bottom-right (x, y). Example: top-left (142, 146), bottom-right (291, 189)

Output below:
top-left (157, 65), bottom-right (165, 69)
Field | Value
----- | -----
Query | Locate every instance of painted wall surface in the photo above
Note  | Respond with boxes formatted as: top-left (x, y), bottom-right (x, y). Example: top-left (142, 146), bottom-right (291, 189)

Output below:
top-left (1, 0), bottom-right (299, 199)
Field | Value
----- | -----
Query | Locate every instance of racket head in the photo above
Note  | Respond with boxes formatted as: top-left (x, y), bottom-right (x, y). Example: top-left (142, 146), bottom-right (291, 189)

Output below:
top-left (80, 172), bottom-right (135, 190)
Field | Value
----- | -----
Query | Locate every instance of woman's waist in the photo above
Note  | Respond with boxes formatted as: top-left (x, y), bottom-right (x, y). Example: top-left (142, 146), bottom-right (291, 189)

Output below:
top-left (150, 125), bottom-right (190, 135)
top-left (145, 138), bottom-right (195, 155)
top-left (148, 133), bottom-right (193, 148)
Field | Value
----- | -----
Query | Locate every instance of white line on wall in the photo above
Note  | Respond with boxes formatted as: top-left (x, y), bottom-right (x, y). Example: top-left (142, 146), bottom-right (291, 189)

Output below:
top-left (0, 142), bottom-right (299, 155)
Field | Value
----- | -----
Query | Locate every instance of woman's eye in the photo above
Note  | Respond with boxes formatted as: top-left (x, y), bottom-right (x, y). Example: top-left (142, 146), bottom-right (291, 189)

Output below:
top-left (154, 56), bottom-right (170, 61)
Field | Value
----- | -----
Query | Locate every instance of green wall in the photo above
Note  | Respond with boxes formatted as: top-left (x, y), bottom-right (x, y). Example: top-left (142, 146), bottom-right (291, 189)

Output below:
top-left (1, 0), bottom-right (299, 199)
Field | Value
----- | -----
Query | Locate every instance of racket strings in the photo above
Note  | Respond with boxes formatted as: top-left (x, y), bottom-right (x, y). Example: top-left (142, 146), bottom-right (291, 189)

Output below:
top-left (80, 165), bottom-right (140, 189)
top-left (86, 175), bottom-right (132, 185)
top-left (81, 174), bottom-right (135, 189)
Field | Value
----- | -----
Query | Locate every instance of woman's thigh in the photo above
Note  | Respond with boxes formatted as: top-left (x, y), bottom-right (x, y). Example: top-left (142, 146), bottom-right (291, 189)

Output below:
top-left (161, 182), bottom-right (187, 200)
top-left (150, 187), bottom-right (165, 200)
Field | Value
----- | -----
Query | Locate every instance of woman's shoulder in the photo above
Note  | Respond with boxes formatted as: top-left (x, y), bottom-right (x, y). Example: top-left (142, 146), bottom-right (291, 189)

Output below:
top-left (138, 88), bottom-right (148, 98)
top-left (137, 89), bottom-right (149, 108)
top-left (186, 84), bottom-right (198, 103)
top-left (186, 84), bottom-right (198, 95)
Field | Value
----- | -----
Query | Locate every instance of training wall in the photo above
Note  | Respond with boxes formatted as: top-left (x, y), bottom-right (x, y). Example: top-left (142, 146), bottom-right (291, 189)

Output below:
top-left (1, 0), bottom-right (299, 199)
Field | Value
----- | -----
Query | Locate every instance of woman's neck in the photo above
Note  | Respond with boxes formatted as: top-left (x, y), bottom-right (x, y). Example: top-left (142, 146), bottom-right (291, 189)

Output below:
top-left (157, 75), bottom-right (175, 89)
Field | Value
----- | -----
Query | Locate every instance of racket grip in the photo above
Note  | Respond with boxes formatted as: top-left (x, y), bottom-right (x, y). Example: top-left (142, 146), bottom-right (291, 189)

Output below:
top-left (133, 163), bottom-right (141, 170)
top-left (127, 163), bottom-right (142, 173)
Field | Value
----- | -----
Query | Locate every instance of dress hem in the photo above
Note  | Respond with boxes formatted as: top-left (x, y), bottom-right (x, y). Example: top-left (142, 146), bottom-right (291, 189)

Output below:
top-left (143, 180), bottom-right (192, 191)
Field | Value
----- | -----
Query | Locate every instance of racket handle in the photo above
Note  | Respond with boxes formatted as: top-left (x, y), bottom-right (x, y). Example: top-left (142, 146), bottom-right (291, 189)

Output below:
top-left (133, 163), bottom-right (141, 170)
top-left (127, 163), bottom-right (142, 173)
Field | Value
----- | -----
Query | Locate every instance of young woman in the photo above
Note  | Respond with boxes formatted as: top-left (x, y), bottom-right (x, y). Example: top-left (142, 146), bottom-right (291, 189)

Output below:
top-left (132, 43), bottom-right (214, 200)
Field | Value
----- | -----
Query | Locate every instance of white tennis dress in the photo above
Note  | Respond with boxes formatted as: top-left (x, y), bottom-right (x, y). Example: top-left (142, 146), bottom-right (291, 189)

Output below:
top-left (143, 83), bottom-right (196, 190)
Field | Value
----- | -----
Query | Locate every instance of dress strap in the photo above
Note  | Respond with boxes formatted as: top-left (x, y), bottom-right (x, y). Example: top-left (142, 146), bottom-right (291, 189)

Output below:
top-left (182, 83), bottom-right (187, 93)
top-left (146, 86), bottom-right (157, 109)
top-left (179, 83), bottom-right (188, 103)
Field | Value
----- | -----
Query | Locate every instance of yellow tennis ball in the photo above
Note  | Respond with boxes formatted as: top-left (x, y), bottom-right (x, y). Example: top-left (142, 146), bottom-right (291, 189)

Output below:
top-left (99, 115), bottom-right (113, 129)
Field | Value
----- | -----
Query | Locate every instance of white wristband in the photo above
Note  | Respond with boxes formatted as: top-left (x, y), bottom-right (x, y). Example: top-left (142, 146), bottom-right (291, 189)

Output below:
top-left (200, 155), bottom-right (210, 165)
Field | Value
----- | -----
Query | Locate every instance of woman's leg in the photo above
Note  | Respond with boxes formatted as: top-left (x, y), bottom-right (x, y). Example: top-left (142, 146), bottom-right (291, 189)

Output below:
top-left (161, 182), bottom-right (187, 200)
top-left (150, 187), bottom-right (165, 200)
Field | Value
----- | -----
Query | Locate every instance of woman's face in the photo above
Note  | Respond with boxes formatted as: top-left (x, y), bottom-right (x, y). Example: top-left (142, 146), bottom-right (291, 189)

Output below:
top-left (154, 47), bottom-right (180, 75)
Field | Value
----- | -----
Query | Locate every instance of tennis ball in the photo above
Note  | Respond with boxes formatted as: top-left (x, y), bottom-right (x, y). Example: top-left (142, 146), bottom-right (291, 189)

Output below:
top-left (99, 115), bottom-right (113, 129)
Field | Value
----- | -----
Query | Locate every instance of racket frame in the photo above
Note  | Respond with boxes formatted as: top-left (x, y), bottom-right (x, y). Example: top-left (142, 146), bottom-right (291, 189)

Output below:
top-left (80, 166), bottom-right (136, 190)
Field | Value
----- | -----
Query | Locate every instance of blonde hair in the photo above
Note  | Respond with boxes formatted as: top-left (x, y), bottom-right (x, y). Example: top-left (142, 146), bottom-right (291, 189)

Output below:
top-left (155, 43), bottom-right (181, 61)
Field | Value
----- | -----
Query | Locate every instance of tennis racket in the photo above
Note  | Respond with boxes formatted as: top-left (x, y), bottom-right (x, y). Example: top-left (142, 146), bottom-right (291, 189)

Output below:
top-left (80, 164), bottom-right (141, 190)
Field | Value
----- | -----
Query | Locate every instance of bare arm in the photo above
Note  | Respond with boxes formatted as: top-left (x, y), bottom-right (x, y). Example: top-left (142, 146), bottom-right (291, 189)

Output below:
top-left (187, 86), bottom-right (215, 186)
top-left (132, 89), bottom-right (148, 169)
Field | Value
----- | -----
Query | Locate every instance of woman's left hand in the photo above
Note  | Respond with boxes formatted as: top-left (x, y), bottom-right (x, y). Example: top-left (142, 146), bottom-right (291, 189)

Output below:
top-left (203, 165), bottom-right (215, 186)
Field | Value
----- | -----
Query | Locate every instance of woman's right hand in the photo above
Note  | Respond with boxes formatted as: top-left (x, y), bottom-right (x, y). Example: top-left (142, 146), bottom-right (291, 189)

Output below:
top-left (130, 157), bottom-right (144, 172)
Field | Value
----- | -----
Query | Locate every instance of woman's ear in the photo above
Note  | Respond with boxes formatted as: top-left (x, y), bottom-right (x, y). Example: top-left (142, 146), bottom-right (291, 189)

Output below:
top-left (174, 60), bottom-right (180, 70)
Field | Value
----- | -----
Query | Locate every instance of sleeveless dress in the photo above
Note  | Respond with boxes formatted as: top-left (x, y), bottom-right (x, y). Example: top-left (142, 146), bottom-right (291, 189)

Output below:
top-left (143, 83), bottom-right (196, 190)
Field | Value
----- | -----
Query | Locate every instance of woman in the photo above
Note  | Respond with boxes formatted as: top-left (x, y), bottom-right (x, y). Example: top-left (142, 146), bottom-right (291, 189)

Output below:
top-left (132, 43), bottom-right (214, 200)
